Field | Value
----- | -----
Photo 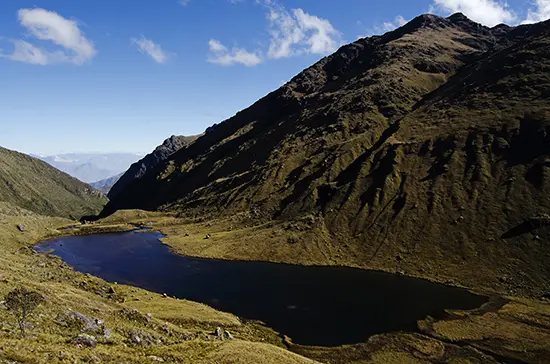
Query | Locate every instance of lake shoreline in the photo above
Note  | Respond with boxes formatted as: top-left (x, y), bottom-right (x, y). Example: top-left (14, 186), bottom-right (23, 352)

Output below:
top-left (25, 214), bottom-right (550, 362)
top-left (34, 230), bottom-right (490, 347)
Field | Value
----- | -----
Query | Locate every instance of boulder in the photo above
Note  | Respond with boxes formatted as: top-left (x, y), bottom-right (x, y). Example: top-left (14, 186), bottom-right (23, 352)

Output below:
top-left (131, 333), bottom-right (142, 345)
top-left (56, 311), bottom-right (105, 334)
top-left (103, 328), bottom-right (112, 340)
top-left (147, 356), bottom-right (164, 362)
top-left (16, 225), bottom-right (25, 232)
top-left (127, 329), bottom-right (160, 346)
top-left (71, 334), bottom-right (97, 348)
top-left (118, 308), bottom-right (149, 324)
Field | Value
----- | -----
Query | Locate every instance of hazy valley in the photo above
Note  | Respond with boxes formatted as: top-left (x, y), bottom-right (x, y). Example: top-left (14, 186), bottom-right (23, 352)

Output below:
top-left (34, 153), bottom-right (143, 184)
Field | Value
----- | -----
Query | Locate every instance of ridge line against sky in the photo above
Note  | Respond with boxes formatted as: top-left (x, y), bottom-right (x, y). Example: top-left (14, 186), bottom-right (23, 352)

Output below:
top-left (1, 0), bottom-right (549, 156)
top-left (2, 0), bottom-right (549, 67)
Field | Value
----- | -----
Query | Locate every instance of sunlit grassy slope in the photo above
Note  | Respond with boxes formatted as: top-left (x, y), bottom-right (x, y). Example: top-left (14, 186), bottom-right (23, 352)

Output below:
top-left (0, 147), bottom-right (107, 219)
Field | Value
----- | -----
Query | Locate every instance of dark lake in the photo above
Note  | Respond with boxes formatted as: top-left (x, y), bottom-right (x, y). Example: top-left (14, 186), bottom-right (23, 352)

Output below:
top-left (34, 230), bottom-right (487, 346)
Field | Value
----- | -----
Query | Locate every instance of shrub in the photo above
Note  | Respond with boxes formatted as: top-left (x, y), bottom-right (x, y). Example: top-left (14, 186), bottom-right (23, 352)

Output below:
top-left (4, 288), bottom-right (44, 336)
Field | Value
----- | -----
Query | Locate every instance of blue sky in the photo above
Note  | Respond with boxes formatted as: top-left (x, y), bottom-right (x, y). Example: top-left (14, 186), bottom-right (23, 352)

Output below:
top-left (1, 0), bottom-right (548, 155)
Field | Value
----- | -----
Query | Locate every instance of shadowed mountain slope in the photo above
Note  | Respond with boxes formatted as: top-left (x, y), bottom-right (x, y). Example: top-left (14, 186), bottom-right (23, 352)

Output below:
top-left (90, 173), bottom-right (124, 194)
top-left (103, 14), bottom-right (550, 296)
top-left (0, 147), bottom-right (107, 219)
top-left (108, 135), bottom-right (199, 199)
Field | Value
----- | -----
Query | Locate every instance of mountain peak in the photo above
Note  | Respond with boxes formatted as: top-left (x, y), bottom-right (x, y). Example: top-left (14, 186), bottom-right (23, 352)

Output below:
top-left (403, 13), bottom-right (448, 30)
top-left (447, 12), bottom-right (469, 22)
top-left (108, 134), bottom-right (200, 199)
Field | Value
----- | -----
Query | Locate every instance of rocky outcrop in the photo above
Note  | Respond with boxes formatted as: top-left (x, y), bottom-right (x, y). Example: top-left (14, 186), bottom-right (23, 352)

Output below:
top-left (56, 311), bottom-right (106, 334)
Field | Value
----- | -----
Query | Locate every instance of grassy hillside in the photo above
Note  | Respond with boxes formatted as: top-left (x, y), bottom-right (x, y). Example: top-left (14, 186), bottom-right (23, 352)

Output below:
top-left (102, 14), bottom-right (550, 297)
top-left (0, 147), bottom-right (107, 219)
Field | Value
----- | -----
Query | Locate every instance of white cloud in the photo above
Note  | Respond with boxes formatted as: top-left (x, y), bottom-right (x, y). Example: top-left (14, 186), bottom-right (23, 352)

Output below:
top-left (267, 5), bottom-right (342, 59)
top-left (522, 0), bottom-right (550, 24)
top-left (431, 0), bottom-right (516, 26)
top-left (2, 39), bottom-right (50, 65)
top-left (357, 15), bottom-right (408, 38)
top-left (381, 15), bottom-right (408, 32)
top-left (0, 8), bottom-right (96, 65)
top-left (207, 39), bottom-right (262, 66)
top-left (131, 35), bottom-right (169, 64)
top-left (207, 1), bottom-right (341, 64)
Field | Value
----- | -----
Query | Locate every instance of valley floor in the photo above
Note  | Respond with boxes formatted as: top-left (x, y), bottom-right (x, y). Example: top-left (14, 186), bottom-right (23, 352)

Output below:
top-left (0, 206), bottom-right (548, 363)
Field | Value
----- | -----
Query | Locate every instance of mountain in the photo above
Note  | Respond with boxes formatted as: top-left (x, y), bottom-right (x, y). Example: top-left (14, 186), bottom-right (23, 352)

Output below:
top-left (36, 153), bottom-right (142, 183)
top-left (102, 14), bottom-right (550, 296)
top-left (90, 173), bottom-right (123, 194)
top-left (108, 135), bottom-right (199, 199)
top-left (0, 147), bottom-right (108, 219)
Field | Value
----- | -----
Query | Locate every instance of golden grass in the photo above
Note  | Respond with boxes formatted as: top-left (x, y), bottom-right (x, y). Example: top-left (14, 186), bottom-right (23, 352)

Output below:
top-left (197, 341), bottom-right (322, 364)
top-left (423, 298), bottom-right (550, 362)
top-left (123, 294), bottom-right (241, 327)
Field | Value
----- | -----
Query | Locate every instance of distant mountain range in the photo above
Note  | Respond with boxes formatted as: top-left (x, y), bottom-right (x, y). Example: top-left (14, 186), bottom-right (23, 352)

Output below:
top-left (90, 173), bottom-right (124, 194)
top-left (33, 153), bottom-right (142, 183)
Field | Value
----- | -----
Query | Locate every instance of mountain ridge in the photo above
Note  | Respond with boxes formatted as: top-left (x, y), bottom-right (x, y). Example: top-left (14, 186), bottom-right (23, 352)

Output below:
top-left (102, 13), bottom-right (550, 296)
top-left (103, 12), bottom-right (512, 214)
top-left (90, 173), bottom-right (124, 194)
top-left (108, 135), bottom-right (200, 199)
top-left (0, 146), bottom-right (108, 219)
